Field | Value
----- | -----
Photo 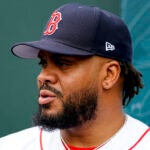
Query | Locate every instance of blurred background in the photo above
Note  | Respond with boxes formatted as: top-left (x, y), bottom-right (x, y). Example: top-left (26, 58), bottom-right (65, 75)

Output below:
top-left (0, 0), bottom-right (149, 137)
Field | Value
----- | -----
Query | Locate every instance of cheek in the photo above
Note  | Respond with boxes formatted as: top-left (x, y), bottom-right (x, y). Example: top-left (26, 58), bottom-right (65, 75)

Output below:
top-left (61, 70), bottom-right (98, 94)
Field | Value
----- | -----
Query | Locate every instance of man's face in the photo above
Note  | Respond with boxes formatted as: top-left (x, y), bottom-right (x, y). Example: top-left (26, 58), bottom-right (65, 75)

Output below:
top-left (34, 51), bottom-right (103, 130)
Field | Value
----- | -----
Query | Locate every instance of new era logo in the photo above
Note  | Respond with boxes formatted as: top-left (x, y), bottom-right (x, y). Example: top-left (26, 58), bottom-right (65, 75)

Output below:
top-left (105, 42), bottom-right (115, 51)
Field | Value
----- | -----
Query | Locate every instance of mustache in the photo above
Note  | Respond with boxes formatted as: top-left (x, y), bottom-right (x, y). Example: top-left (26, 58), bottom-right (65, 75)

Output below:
top-left (39, 82), bottom-right (63, 98)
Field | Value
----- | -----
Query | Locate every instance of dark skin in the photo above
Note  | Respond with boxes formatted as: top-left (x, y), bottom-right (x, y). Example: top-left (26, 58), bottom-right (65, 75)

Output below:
top-left (37, 50), bottom-right (125, 148)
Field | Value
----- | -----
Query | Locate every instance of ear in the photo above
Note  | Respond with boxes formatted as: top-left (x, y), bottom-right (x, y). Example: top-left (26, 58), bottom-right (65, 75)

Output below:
top-left (102, 61), bottom-right (121, 90)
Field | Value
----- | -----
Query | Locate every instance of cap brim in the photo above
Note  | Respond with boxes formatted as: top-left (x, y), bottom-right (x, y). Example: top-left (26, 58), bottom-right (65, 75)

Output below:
top-left (11, 39), bottom-right (93, 59)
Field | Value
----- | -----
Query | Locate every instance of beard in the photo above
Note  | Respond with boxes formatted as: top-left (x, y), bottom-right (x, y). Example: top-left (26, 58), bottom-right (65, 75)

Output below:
top-left (33, 83), bottom-right (98, 131)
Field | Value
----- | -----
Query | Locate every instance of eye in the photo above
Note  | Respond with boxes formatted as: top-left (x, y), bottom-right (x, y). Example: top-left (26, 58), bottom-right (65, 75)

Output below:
top-left (38, 58), bottom-right (47, 68)
top-left (56, 59), bottom-right (72, 67)
top-left (53, 56), bottom-right (73, 69)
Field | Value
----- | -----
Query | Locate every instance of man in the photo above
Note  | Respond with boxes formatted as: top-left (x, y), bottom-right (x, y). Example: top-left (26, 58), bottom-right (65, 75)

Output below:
top-left (0, 3), bottom-right (150, 150)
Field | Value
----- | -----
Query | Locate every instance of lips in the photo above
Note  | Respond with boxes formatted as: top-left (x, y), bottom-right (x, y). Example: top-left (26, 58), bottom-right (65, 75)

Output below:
top-left (39, 90), bottom-right (57, 105)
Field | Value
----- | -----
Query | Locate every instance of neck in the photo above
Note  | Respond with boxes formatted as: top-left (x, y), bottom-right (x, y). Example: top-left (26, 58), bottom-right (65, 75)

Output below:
top-left (60, 111), bottom-right (126, 148)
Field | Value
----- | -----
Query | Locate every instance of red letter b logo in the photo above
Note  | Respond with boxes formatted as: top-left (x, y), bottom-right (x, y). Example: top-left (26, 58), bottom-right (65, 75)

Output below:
top-left (43, 11), bottom-right (62, 35)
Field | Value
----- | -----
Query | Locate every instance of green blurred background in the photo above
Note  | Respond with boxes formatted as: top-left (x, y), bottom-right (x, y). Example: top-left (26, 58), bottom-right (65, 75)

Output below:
top-left (0, 0), bottom-right (150, 137)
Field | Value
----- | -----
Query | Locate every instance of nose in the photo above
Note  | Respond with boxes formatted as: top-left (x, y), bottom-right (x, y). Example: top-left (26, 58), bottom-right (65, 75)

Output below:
top-left (37, 69), bottom-right (58, 88)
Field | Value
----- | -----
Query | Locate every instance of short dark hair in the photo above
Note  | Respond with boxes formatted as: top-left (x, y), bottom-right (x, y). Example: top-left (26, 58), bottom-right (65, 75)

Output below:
top-left (119, 61), bottom-right (144, 106)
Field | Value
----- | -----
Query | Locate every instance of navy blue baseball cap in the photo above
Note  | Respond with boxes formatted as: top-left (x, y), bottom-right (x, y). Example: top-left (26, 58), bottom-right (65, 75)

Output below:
top-left (11, 3), bottom-right (132, 63)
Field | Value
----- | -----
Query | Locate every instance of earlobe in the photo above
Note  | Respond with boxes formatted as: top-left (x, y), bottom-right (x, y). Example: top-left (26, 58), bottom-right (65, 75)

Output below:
top-left (102, 80), bottom-right (111, 90)
top-left (102, 61), bottom-right (121, 90)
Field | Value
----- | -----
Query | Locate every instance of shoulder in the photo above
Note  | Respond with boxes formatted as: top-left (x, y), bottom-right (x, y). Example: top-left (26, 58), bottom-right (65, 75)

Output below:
top-left (126, 115), bottom-right (148, 130)
top-left (129, 127), bottom-right (150, 150)
top-left (125, 115), bottom-right (150, 149)
top-left (104, 115), bottom-right (150, 149)
top-left (0, 127), bottom-right (40, 141)
top-left (0, 127), bottom-right (60, 150)
top-left (0, 127), bottom-right (40, 150)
